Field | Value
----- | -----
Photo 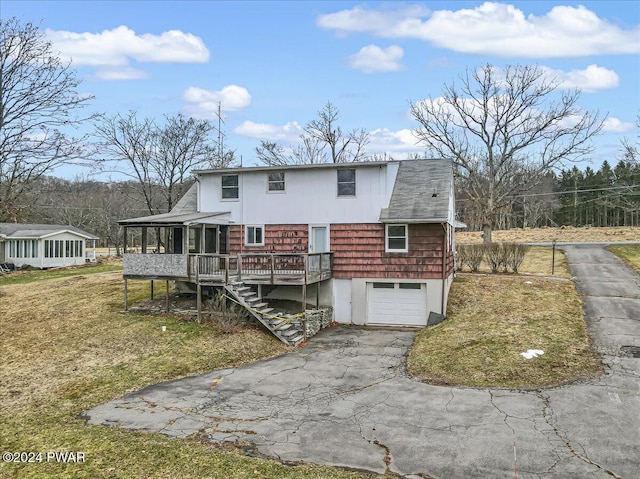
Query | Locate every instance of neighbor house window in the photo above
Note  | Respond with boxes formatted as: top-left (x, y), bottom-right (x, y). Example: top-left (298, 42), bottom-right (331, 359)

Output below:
top-left (268, 172), bottom-right (285, 191)
top-left (45, 239), bottom-right (65, 258)
top-left (337, 168), bottom-right (356, 196)
top-left (386, 224), bottom-right (408, 252)
top-left (245, 226), bottom-right (264, 246)
top-left (221, 174), bottom-right (239, 199)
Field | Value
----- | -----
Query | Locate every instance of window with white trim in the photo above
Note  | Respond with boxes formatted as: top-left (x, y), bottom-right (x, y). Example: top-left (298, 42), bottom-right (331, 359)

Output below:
top-left (385, 224), bottom-right (408, 252)
top-left (337, 168), bottom-right (356, 196)
top-left (245, 226), bottom-right (264, 246)
top-left (268, 172), bottom-right (285, 192)
top-left (221, 174), bottom-right (239, 199)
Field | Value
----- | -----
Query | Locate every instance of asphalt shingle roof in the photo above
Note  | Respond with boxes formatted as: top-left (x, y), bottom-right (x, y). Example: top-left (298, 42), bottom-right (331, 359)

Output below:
top-left (379, 159), bottom-right (453, 223)
top-left (0, 223), bottom-right (98, 239)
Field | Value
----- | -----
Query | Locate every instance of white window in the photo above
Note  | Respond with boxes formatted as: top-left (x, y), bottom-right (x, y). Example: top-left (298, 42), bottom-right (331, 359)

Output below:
top-left (245, 226), bottom-right (264, 246)
top-left (386, 224), bottom-right (408, 253)
top-left (268, 172), bottom-right (285, 192)
top-left (337, 168), bottom-right (356, 196)
top-left (221, 174), bottom-right (239, 199)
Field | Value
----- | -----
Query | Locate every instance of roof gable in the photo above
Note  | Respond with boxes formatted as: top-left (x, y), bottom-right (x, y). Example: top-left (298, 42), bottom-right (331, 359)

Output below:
top-left (0, 223), bottom-right (98, 240)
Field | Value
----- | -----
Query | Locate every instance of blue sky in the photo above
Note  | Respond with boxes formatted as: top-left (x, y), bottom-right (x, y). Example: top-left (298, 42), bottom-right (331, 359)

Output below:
top-left (3, 1), bottom-right (640, 177)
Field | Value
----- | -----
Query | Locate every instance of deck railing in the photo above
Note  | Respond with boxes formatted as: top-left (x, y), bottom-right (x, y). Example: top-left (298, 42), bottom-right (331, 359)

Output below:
top-left (189, 252), bottom-right (333, 284)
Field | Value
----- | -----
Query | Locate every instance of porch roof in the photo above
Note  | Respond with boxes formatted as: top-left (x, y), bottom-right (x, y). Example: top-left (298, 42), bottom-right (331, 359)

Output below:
top-left (118, 211), bottom-right (231, 227)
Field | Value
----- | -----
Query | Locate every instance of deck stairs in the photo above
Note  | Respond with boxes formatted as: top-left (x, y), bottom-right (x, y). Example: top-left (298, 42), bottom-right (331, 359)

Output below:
top-left (223, 280), bottom-right (306, 347)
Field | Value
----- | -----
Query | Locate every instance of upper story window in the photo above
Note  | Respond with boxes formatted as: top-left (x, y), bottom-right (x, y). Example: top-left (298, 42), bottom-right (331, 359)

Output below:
top-left (268, 172), bottom-right (285, 192)
top-left (221, 174), bottom-right (239, 199)
top-left (386, 224), bottom-right (408, 253)
top-left (245, 225), bottom-right (264, 246)
top-left (337, 168), bottom-right (356, 197)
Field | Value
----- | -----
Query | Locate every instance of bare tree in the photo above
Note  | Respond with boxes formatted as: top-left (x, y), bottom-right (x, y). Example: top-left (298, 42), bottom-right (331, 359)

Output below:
top-left (410, 64), bottom-right (603, 242)
top-left (94, 111), bottom-right (231, 214)
top-left (622, 112), bottom-right (639, 163)
top-left (0, 17), bottom-right (95, 221)
top-left (255, 101), bottom-right (369, 165)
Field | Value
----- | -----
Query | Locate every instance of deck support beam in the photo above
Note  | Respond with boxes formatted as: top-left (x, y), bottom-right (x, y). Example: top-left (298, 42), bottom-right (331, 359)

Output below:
top-left (196, 283), bottom-right (202, 324)
top-left (150, 280), bottom-right (154, 300)
top-left (165, 280), bottom-right (170, 312)
top-left (124, 278), bottom-right (128, 311)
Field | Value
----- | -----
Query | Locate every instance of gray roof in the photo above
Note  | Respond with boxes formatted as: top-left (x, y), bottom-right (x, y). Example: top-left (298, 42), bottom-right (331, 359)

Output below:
top-left (194, 159), bottom-right (392, 175)
top-left (379, 159), bottom-right (453, 223)
top-left (0, 223), bottom-right (99, 240)
top-left (171, 183), bottom-right (198, 214)
top-left (118, 211), bottom-right (230, 226)
top-left (119, 184), bottom-right (231, 225)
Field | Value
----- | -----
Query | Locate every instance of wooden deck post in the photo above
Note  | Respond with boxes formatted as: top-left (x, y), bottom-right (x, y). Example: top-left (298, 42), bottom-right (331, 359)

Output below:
top-left (270, 254), bottom-right (275, 284)
top-left (196, 283), bottom-right (202, 324)
top-left (196, 263), bottom-right (201, 323)
top-left (165, 280), bottom-right (170, 312)
top-left (124, 278), bottom-right (128, 311)
top-left (302, 283), bottom-right (307, 313)
top-left (316, 282), bottom-right (319, 310)
top-left (150, 280), bottom-right (154, 300)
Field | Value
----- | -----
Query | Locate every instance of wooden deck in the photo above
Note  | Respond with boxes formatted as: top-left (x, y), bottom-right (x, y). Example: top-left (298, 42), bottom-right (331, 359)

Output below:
top-left (123, 252), bottom-right (333, 285)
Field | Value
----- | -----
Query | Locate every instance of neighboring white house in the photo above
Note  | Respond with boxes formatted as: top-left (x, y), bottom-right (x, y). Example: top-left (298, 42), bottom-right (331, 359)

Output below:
top-left (0, 223), bottom-right (98, 269)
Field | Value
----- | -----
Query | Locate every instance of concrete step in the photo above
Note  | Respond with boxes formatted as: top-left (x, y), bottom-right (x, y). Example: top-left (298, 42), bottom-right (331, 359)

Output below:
top-left (282, 327), bottom-right (303, 337)
top-left (258, 307), bottom-right (274, 315)
top-left (252, 302), bottom-right (268, 309)
top-left (276, 322), bottom-right (293, 331)
top-left (289, 335), bottom-right (305, 345)
top-left (245, 296), bottom-right (262, 303)
top-left (235, 286), bottom-right (251, 293)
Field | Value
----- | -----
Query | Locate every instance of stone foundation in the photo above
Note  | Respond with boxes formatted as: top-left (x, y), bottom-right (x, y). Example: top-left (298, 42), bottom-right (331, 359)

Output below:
top-left (304, 307), bottom-right (333, 339)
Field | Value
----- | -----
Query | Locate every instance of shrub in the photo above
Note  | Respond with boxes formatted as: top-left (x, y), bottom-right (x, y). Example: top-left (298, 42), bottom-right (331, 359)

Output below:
top-left (205, 291), bottom-right (250, 334)
top-left (457, 244), bottom-right (484, 272)
top-left (483, 243), bottom-right (503, 273)
top-left (504, 243), bottom-right (530, 273)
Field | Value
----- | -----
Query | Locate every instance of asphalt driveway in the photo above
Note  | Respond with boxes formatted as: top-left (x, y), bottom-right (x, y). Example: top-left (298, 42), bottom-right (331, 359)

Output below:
top-left (85, 245), bottom-right (640, 478)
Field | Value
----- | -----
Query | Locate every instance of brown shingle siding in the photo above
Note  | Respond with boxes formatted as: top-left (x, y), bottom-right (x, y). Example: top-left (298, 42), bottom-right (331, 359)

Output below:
top-left (331, 223), bottom-right (451, 279)
top-left (229, 224), bottom-right (308, 254)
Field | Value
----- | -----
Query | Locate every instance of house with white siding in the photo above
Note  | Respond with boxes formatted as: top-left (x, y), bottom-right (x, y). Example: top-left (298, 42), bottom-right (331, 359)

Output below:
top-left (119, 159), bottom-right (458, 345)
top-left (0, 223), bottom-right (98, 269)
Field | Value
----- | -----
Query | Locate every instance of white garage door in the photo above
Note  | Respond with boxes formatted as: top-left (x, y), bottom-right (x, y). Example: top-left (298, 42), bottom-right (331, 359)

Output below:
top-left (366, 282), bottom-right (427, 326)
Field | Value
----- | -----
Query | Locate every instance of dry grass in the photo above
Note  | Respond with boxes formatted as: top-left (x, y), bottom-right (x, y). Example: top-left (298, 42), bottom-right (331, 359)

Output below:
top-left (607, 244), bottom-right (640, 274)
top-left (457, 225), bottom-right (640, 244)
top-left (408, 274), bottom-right (601, 388)
top-left (0, 272), bottom-right (372, 479)
top-left (457, 246), bottom-right (571, 278)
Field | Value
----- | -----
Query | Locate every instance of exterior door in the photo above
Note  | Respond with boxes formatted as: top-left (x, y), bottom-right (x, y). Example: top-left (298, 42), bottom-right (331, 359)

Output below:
top-left (310, 226), bottom-right (328, 253)
top-left (309, 226), bottom-right (328, 272)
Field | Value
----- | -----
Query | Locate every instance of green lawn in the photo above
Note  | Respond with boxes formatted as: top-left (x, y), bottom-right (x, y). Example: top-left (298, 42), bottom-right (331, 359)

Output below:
top-left (607, 244), bottom-right (640, 274)
top-left (0, 262), bottom-right (123, 286)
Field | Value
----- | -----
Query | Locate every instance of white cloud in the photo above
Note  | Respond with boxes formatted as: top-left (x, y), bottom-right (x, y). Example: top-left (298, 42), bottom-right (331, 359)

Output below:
top-left (318, 2), bottom-right (640, 58)
top-left (602, 117), bottom-right (635, 133)
top-left (349, 44), bottom-right (404, 73)
top-left (317, 5), bottom-right (430, 36)
top-left (368, 128), bottom-right (424, 154)
top-left (183, 85), bottom-right (251, 118)
top-left (234, 121), bottom-right (303, 141)
top-left (542, 65), bottom-right (619, 92)
top-left (45, 25), bottom-right (209, 80)
top-left (92, 66), bottom-right (148, 81)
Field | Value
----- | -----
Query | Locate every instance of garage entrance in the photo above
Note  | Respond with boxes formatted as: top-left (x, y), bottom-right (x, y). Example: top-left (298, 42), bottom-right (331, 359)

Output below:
top-left (366, 282), bottom-right (427, 326)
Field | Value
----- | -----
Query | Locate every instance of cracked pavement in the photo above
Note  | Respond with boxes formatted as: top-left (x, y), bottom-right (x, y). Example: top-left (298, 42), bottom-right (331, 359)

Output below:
top-left (85, 245), bottom-right (639, 478)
